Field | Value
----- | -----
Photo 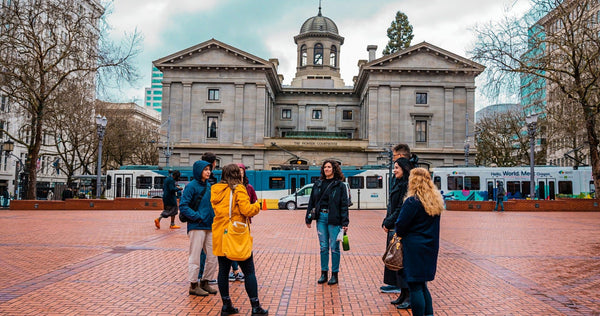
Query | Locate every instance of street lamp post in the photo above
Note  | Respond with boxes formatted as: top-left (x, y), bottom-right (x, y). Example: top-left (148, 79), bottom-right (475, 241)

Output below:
top-left (95, 115), bottom-right (108, 199)
top-left (526, 113), bottom-right (539, 199)
top-left (1, 140), bottom-right (24, 200)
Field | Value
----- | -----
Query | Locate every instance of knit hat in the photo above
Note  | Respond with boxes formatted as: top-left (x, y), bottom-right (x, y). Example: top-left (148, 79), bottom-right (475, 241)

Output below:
top-left (237, 163), bottom-right (246, 170)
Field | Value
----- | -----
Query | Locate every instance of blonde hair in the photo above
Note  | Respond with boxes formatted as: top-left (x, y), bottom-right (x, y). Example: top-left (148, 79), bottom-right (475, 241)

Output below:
top-left (406, 168), bottom-right (444, 216)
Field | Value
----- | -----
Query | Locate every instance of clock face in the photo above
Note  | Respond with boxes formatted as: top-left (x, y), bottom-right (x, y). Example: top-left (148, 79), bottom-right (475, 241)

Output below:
top-left (314, 54), bottom-right (323, 65)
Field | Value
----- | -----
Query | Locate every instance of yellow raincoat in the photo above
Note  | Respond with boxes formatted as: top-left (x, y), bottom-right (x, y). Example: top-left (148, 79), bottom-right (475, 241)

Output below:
top-left (211, 183), bottom-right (260, 257)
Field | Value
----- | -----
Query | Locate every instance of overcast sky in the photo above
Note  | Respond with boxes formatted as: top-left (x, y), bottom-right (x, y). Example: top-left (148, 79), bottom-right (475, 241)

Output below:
top-left (104, 0), bottom-right (531, 109)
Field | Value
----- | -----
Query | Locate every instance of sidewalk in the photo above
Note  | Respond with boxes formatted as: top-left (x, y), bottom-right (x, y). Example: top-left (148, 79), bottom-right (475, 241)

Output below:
top-left (0, 209), bottom-right (598, 315)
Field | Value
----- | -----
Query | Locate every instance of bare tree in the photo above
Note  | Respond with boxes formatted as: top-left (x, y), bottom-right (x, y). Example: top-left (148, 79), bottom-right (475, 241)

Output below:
top-left (0, 0), bottom-right (140, 199)
top-left (471, 0), bottom-right (600, 197)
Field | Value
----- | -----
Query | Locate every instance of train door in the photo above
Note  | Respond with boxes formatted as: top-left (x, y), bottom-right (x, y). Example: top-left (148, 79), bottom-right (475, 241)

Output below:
top-left (125, 176), bottom-right (132, 197)
top-left (114, 173), bottom-right (133, 198)
top-left (537, 178), bottom-right (555, 200)
top-left (289, 174), bottom-right (308, 194)
top-left (486, 179), bottom-right (496, 201)
top-left (116, 177), bottom-right (123, 197)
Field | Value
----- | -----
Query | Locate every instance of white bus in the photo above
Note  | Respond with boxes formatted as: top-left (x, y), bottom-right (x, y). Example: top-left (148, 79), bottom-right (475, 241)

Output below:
top-left (432, 166), bottom-right (594, 201)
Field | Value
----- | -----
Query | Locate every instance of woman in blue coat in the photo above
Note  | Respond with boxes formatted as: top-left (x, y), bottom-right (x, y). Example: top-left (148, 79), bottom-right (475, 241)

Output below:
top-left (395, 168), bottom-right (444, 316)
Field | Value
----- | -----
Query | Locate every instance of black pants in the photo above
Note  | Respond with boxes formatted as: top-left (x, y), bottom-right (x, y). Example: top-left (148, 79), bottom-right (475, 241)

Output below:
top-left (217, 254), bottom-right (258, 299)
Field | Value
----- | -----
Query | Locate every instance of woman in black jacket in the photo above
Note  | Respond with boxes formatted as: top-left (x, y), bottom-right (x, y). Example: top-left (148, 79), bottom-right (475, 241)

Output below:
top-left (305, 160), bottom-right (349, 285)
top-left (382, 158), bottom-right (412, 308)
top-left (395, 168), bottom-right (444, 316)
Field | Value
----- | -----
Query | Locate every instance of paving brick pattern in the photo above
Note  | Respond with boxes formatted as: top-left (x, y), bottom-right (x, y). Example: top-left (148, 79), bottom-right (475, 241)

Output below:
top-left (0, 209), bottom-right (598, 315)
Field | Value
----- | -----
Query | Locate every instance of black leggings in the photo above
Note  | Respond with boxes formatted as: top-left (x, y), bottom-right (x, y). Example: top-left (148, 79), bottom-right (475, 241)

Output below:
top-left (408, 281), bottom-right (433, 316)
top-left (217, 254), bottom-right (258, 299)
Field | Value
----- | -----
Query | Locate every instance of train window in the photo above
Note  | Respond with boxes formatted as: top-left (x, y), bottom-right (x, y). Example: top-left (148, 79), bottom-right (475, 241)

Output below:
top-left (522, 181), bottom-right (531, 197)
top-left (558, 181), bottom-right (573, 194)
top-left (447, 176), bottom-right (463, 190)
top-left (433, 176), bottom-right (441, 190)
top-left (154, 176), bottom-right (166, 189)
top-left (348, 176), bottom-right (364, 189)
top-left (269, 177), bottom-right (286, 189)
top-left (506, 181), bottom-right (523, 198)
top-left (136, 176), bottom-right (152, 189)
top-left (366, 175), bottom-right (382, 189)
top-left (107, 175), bottom-right (112, 190)
top-left (464, 176), bottom-right (480, 190)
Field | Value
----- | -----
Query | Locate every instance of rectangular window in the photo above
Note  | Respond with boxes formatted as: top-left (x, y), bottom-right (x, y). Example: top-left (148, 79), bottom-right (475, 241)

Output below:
top-left (348, 176), bottom-right (364, 189)
top-left (342, 110), bottom-right (353, 120)
top-left (136, 176), bottom-right (153, 189)
top-left (416, 92), bottom-right (428, 104)
top-left (0, 95), bottom-right (7, 112)
top-left (282, 109), bottom-right (291, 119)
top-left (434, 176), bottom-right (441, 190)
top-left (269, 177), bottom-right (286, 189)
top-left (447, 176), bottom-right (464, 190)
top-left (207, 116), bottom-right (218, 139)
top-left (506, 181), bottom-right (522, 198)
top-left (366, 175), bottom-right (383, 189)
top-left (464, 176), bottom-right (480, 190)
top-left (154, 176), bottom-right (165, 189)
top-left (558, 181), bottom-right (573, 194)
top-left (416, 120), bottom-right (427, 143)
top-left (312, 109), bottom-right (322, 119)
top-left (208, 89), bottom-right (220, 100)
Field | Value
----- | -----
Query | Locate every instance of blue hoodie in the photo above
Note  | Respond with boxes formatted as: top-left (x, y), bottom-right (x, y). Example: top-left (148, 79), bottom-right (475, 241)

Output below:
top-left (179, 160), bottom-right (214, 231)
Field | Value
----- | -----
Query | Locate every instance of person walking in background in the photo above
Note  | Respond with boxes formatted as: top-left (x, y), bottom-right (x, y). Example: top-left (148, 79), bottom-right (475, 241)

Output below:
top-left (227, 163), bottom-right (258, 283)
top-left (46, 189), bottom-right (54, 201)
top-left (382, 158), bottom-right (413, 309)
top-left (395, 168), bottom-right (444, 316)
top-left (211, 163), bottom-right (268, 315)
top-left (61, 186), bottom-right (74, 201)
top-left (494, 181), bottom-right (505, 212)
top-left (305, 160), bottom-right (349, 286)
top-left (155, 170), bottom-right (183, 229)
top-left (179, 161), bottom-right (218, 297)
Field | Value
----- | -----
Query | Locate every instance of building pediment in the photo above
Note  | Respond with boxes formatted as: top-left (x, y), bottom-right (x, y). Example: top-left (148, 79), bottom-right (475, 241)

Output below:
top-left (153, 38), bottom-right (271, 69)
top-left (363, 41), bottom-right (484, 73)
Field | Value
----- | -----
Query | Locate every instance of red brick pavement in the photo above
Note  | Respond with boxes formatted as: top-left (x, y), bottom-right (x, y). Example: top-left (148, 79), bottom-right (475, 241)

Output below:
top-left (0, 209), bottom-right (598, 315)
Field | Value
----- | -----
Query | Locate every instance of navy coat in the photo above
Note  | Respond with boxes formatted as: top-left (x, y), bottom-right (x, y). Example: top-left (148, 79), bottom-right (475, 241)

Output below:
top-left (394, 196), bottom-right (441, 282)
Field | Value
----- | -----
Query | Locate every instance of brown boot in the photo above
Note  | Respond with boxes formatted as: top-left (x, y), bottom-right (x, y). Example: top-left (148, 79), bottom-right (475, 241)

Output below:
top-left (189, 282), bottom-right (208, 296)
top-left (200, 280), bottom-right (218, 294)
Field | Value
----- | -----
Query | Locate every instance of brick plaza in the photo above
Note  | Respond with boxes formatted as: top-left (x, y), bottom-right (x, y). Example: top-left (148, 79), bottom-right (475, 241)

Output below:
top-left (0, 209), bottom-right (598, 315)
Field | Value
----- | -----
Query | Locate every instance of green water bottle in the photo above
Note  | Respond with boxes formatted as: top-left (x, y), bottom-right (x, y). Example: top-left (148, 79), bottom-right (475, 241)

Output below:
top-left (342, 231), bottom-right (349, 251)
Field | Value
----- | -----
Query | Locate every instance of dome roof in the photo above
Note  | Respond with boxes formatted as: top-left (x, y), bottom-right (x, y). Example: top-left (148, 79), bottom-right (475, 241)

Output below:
top-left (300, 8), bottom-right (338, 34)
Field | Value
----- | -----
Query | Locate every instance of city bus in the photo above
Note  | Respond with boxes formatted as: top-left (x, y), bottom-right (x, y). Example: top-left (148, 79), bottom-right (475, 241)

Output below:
top-left (432, 166), bottom-right (594, 201)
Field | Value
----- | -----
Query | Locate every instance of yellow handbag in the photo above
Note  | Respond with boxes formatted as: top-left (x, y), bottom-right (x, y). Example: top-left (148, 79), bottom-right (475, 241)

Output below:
top-left (222, 189), bottom-right (253, 261)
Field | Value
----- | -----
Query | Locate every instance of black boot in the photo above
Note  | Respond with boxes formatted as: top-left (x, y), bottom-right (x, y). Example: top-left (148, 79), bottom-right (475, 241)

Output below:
top-left (390, 292), bottom-right (404, 305)
top-left (327, 272), bottom-right (338, 285)
top-left (221, 296), bottom-right (239, 316)
top-left (317, 271), bottom-right (328, 284)
top-left (250, 297), bottom-right (268, 315)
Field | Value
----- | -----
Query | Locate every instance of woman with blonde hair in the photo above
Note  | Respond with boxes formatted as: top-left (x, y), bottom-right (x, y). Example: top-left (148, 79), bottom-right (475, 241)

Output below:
top-left (394, 168), bottom-right (444, 316)
top-left (211, 163), bottom-right (268, 315)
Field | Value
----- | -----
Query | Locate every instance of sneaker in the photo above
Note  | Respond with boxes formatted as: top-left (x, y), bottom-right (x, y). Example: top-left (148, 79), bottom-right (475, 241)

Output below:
top-left (154, 218), bottom-right (160, 229)
top-left (208, 279), bottom-right (217, 285)
top-left (380, 285), bottom-right (402, 293)
top-left (235, 272), bottom-right (245, 282)
top-left (169, 224), bottom-right (181, 229)
top-left (229, 272), bottom-right (236, 281)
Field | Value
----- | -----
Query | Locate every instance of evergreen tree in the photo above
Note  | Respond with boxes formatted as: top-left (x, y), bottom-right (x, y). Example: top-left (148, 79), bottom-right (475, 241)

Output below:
top-left (383, 11), bottom-right (414, 55)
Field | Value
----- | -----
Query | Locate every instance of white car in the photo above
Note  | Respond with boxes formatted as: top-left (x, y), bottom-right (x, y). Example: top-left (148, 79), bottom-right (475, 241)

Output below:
top-left (278, 182), bottom-right (352, 210)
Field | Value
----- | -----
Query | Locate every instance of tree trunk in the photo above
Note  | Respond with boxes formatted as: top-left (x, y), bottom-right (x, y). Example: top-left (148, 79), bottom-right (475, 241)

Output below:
top-left (584, 110), bottom-right (600, 199)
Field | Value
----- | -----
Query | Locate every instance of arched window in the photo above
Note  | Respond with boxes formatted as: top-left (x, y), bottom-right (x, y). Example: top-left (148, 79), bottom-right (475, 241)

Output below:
top-left (330, 45), bottom-right (337, 67)
top-left (300, 45), bottom-right (307, 66)
top-left (313, 43), bottom-right (323, 65)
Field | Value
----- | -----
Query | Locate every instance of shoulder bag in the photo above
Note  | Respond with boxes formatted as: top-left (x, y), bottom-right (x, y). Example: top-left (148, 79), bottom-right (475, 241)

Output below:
top-left (178, 184), bottom-right (207, 223)
top-left (382, 233), bottom-right (403, 271)
top-left (222, 188), bottom-right (253, 261)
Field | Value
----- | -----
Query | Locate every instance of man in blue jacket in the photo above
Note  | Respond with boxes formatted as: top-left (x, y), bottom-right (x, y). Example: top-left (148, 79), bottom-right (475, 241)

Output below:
top-left (180, 160), bottom-right (218, 296)
top-left (154, 170), bottom-right (182, 229)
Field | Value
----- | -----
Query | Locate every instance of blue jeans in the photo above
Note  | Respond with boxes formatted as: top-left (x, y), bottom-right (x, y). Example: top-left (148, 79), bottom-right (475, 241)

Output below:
top-left (494, 197), bottom-right (504, 211)
top-left (316, 211), bottom-right (342, 272)
top-left (199, 249), bottom-right (206, 279)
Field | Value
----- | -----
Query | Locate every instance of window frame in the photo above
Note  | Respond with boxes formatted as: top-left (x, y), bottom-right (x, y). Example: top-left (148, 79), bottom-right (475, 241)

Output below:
top-left (342, 110), bottom-right (353, 120)
top-left (330, 45), bottom-right (337, 67)
top-left (313, 43), bottom-right (323, 65)
top-left (281, 109), bottom-right (292, 120)
top-left (415, 120), bottom-right (428, 143)
top-left (208, 88), bottom-right (220, 101)
top-left (207, 116), bottom-right (219, 139)
top-left (416, 92), bottom-right (428, 105)
top-left (300, 45), bottom-right (307, 66)
top-left (312, 109), bottom-right (322, 120)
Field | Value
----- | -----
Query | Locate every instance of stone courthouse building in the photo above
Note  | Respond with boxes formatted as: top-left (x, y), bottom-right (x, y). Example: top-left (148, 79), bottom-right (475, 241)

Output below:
top-left (153, 7), bottom-right (484, 170)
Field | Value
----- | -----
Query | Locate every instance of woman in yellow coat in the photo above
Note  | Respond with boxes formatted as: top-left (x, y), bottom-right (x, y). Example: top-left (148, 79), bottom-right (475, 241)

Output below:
top-left (211, 163), bottom-right (268, 316)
